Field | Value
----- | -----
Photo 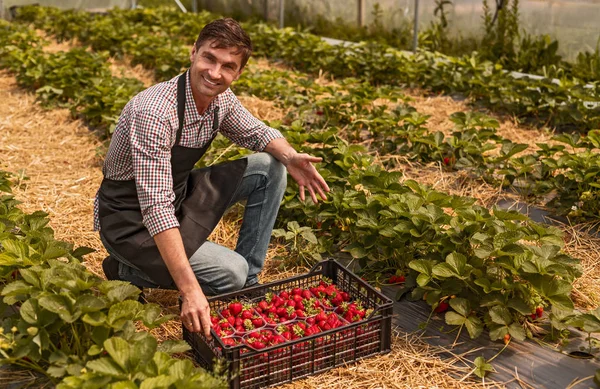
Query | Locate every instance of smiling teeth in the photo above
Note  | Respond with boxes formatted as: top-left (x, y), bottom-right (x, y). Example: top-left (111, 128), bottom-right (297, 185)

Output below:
top-left (203, 76), bottom-right (218, 85)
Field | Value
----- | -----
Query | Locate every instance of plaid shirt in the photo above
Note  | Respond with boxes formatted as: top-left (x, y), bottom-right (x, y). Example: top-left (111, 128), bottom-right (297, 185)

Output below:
top-left (93, 71), bottom-right (283, 236)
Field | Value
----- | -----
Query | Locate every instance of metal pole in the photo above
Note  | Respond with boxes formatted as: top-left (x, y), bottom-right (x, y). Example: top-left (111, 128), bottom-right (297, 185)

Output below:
top-left (412, 0), bottom-right (419, 52)
top-left (264, 0), bottom-right (269, 21)
top-left (131, 0), bottom-right (136, 10)
top-left (173, 0), bottom-right (188, 13)
top-left (357, 0), bottom-right (363, 27)
top-left (279, 0), bottom-right (284, 28)
top-left (192, 0), bottom-right (198, 13)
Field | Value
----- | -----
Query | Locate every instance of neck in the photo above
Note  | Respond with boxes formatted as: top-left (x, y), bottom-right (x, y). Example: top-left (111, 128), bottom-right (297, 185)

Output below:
top-left (191, 87), bottom-right (213, 115)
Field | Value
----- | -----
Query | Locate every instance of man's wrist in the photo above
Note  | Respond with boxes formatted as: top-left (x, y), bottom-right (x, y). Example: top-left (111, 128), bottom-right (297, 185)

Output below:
top-left (280, 149), bottom-right (297, 167)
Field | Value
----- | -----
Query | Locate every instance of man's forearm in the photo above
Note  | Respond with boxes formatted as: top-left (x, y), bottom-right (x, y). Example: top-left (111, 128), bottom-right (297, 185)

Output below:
top-left (263, 137), bottom-right (297, 166)
top-left (153, 227), bottom-right (201, 296)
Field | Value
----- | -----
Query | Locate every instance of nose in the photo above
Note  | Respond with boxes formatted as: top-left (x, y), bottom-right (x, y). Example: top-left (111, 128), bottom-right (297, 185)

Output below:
top-left (207, 64), bottom-right (222, 80)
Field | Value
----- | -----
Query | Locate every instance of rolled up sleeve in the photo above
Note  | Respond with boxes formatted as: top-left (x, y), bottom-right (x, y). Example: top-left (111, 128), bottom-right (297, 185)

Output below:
top-left (219, 92), bottom-right (284, 151)
top-left (129, 109), bottom-right (179, 236)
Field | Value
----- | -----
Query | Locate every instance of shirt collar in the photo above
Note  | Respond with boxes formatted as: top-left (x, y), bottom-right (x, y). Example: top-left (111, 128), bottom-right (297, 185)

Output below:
top-left (184, 70), bottom-right (220, 126)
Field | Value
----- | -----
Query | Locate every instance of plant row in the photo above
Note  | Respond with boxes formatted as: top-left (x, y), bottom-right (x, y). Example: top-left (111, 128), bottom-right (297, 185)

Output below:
top-left (1, 19), bottom-right (597, 348)
top-left (14, 5), bottom-right (600, 133)
top-left (0, 21), bottom-right (145, 136)
top-left (9, 5), bottom-right (600, 221)
top-left (233, 66), bottom-right (600, 221)
top-left (2, 18), bottom-right (598, 357)
top-left (0, 171), bottom-right (226, 388)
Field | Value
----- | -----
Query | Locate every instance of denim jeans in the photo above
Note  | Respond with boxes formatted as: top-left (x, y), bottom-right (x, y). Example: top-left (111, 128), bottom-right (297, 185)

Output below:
top-left (107, 152), bottom-right (287, 295)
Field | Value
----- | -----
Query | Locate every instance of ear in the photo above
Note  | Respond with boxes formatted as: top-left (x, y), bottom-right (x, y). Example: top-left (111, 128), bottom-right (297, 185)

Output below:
top-left (233, 66), bottom-right (244, 81)
top-left (190, 45), bottom-right (197, 63)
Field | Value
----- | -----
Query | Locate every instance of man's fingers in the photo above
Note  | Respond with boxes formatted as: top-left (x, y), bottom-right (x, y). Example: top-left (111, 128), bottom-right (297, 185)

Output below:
top-left (200, 312), bottom-right (212, 339)
top-left (305, 155), bottom-right (323, 163)
top-left (307, 186), bottom-right (319, 204)
top-left (299, 185), bottom-right (306, 202)
top-left (315, 185), bottom-right (328, 201)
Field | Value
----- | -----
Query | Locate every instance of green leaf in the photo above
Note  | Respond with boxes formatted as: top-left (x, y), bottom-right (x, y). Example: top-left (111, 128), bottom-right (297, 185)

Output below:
top-left (20, 299), bottom-right (38, 324)
top-left (449, 298), bottom-right (470, 316)
top-left (445, 311), bottom-right (466, 326)
top-left (347, 245), bottom-right (367, 259)
top-left (108, 300), bottom-right (142, 328)
top-left (39, 294), bottom-right (76, 323)
top-left (157, 340), bottom-right (191, 354)
top-left (131, 336), bottom-right (157, 368)
top-left (104, 337), bottom-right (132, 372)
top-left (507, 298), bottom-right (532, 316)
top-left (408, 259), bottom-right (433, 275)
top-left (489, 305), bottom-right (512, 325)
top-left (76, 295), bottom-right (106, 313)
top-left (107, 284), bottom-right (143, 303)
top-left (86, 357), bottom-right (126, 377)
top-left (465, 316), bottom-right (484, 339)
top-left (300, 230), bottom-right (318, 244)
top-left (139, 376), bottom-right (177, 389)
top-left (473, 356), bottom-right (495, 378)
top-left (508, 322), bottom-right (526, 341)
top-left (83, 311), bottom-right (107, 326)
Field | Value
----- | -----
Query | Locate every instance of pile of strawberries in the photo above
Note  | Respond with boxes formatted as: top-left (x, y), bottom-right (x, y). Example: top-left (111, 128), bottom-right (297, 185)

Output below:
top-left (209, 278), bottom-right (374, 351)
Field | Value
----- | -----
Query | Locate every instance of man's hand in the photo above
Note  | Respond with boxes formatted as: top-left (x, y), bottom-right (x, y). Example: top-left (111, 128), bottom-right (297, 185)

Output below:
top-left (154, 228), bottom-right (213, 338)
top-left (181, 288), bottom-right (212, 338)
top-left (264, 138), bottom-right (330, 204)
top-left (286, 153), bottom-right (330, 204)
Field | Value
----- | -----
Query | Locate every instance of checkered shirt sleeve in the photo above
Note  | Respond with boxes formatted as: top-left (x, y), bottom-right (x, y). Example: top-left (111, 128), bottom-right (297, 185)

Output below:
top-left (220, 90), bottom-right (283, 151)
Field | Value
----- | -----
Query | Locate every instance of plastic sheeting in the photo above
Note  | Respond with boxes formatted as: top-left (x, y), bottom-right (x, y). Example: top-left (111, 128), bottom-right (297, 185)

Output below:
top-left (198, 0), bottom-right (600, 60)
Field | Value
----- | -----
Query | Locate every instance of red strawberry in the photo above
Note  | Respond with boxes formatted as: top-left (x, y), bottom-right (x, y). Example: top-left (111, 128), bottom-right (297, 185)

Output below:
top-left (292, 294), bottom-right (303, 303)
top-left (229, 301), bottom-right (243, 317)
top-left (257, 300), bottom-right (270, 311)
top-left (536, 306), bottom-right (544, 318)
top-left (434, 301), bottom-right (449, 313)
top-left (222, 337), bottom-right (238, 347)
top-left (252, 316), bottom-right (264, 328)
top-left (302, 290), bottom-right (312, 300)
top-left (280, 291), bottom-right (290, 300)
top-left (220, 308), bottom-right (231, 318)
top-left (291, 287), bottom-right (302, 296)
top-left (241, 310), bottom-right (253, 320)
top-left (530, 313), bottom-right (537, 320)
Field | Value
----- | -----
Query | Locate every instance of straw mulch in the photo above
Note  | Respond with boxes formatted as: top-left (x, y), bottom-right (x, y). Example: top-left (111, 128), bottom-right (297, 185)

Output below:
top-left (0, 71), bottom-right (107, 278)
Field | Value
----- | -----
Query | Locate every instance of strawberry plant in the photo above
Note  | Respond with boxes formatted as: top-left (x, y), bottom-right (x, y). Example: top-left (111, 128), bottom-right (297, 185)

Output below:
top-left (0, 172), bottom-right (226, 387)
top-left (272, 221), bottom-right (325, 267)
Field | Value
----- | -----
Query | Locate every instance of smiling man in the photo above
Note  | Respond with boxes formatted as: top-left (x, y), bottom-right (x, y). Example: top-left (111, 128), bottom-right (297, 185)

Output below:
top-left (94, 18), bottom-right (329, 338)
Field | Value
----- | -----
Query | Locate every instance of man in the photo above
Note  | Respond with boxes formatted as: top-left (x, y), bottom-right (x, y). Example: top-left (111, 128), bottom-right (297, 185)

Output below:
top-left (94, 18), bottom-right (329, 338)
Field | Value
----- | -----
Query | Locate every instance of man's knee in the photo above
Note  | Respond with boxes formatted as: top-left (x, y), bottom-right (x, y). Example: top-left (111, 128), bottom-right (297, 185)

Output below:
top-left (259, 152), bottom-right (286, 191)
top-left (221, 258), bottom-right (249, 291)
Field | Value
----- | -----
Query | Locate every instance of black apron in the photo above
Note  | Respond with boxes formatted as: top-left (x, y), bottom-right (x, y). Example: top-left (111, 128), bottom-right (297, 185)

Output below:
top-left (97, 71), bottom-right (247, 287)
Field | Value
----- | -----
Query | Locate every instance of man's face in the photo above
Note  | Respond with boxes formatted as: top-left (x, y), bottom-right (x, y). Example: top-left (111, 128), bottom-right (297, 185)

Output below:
top-left (189, 40), bottom-right (244, 101)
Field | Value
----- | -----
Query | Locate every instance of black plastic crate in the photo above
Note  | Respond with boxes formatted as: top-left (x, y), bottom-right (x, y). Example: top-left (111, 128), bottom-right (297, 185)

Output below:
top-left (182, 259), bottom-right (393, 389)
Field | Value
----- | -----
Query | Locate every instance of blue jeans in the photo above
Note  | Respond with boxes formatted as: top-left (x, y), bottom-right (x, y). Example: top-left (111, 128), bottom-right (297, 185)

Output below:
top-left (109, 153), bottom-right (287, 295)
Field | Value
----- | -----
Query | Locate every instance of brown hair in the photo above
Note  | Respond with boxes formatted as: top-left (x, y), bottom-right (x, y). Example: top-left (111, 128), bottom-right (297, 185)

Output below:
top-left (194, 18), bottom-right (253, 69)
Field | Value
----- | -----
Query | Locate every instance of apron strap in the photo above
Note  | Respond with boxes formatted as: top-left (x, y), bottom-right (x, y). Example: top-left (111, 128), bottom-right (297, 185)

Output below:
top-left (176, 70), bottom-right (187, 146)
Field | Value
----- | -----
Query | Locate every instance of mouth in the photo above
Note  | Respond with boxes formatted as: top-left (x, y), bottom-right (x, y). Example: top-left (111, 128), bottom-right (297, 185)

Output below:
top-left (202, 75), bottom-right (219, 87)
